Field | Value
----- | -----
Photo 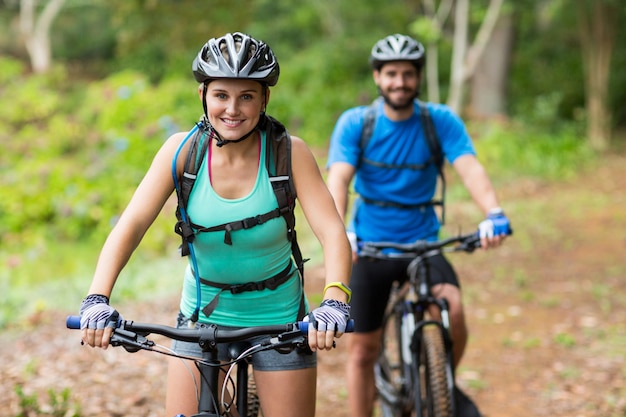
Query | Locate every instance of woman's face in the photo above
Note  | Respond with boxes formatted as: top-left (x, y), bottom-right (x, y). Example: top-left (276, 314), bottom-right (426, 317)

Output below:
top-left (201, 79), bottom-right (268, 140)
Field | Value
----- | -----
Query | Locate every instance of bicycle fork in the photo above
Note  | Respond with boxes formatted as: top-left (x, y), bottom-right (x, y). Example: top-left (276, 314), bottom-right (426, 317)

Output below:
top-left (411, 299), bottom-right (457, 417)
top-left (401, 302), bottom-right (416, 365)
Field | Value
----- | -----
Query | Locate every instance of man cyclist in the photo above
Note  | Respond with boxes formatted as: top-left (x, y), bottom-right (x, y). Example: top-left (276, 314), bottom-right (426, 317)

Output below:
top-left (326, 33), bottom-right (512, 417)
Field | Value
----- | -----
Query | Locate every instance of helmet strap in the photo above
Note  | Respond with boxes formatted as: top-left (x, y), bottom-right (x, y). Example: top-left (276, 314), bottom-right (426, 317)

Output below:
top-left (200, 113), bottom-right (267, 148)
top-left (201, 82), bottom-right (209, 122)
top-left (214, 125), bottom-right (258, 147)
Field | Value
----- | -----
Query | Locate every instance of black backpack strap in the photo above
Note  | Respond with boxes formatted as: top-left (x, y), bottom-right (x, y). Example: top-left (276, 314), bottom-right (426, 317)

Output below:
top-left (359, 196), bottom-right (441, 210)
top-left (174, 123), bottom-right (211, 256)
top-left (265, 114), bottom-right (308, 319)
top-left (200, 261), bottom-right (293, 294)
top-left (357, 98), bottom-right (447, 223)
top-left (200, 261), bottom-right (294, 318)
top-left (358, 97), bottom-right (382, 167)
top-left (417, 100), bottom-right (444, 170)
top-left (192, 208), bottom-right (282, 245)
top-left (417, 100), bottom-right (446, 224)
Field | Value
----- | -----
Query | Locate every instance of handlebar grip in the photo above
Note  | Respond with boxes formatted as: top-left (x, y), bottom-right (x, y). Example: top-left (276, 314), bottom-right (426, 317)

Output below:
top-left (66, 315), bottom-right (81, 329)
top-left (67, 315), bottom-right (125, 330)
top-left (298, 319), bottom-right (355, 333)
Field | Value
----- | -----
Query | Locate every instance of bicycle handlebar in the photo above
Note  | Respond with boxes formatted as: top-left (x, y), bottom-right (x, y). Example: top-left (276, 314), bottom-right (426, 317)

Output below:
top-left (360, 231), bottom-right (482, 259)
top-left (66, 315), bottom-right (354, 351)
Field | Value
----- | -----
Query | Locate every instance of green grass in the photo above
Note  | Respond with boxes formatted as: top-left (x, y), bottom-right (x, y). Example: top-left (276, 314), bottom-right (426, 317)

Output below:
top-left (0, 240), bottom-right (183, 328)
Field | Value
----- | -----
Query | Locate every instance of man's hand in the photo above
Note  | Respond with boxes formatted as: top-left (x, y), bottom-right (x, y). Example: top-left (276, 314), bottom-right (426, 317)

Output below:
top-left (478, 208), bottom-right (512, 249)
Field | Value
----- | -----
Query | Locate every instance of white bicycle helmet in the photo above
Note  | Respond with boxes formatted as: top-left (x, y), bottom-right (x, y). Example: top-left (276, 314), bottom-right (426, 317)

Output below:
top-left (192, 32), bottom-right (279, 86)
top-left (369, 34), bottom-right (425, 69)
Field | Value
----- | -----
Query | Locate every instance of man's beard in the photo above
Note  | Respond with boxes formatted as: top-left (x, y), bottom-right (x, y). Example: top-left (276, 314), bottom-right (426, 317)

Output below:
top-left (379, 87), bottom-right (419, 110)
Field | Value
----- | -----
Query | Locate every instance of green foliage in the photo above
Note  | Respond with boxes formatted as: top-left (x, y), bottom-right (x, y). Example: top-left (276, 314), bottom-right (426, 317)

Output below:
top-left (52, 1), bottom-right (116, 62)
top-left (14, 385), bottom-right (80, 417)
top-left (106, 0), bottom-right (254, 82)
top-left (0, 56), bottom-right (25, 84)
top-left (473, 113), bottom-right (596, 183)
top-left (245, 0), bottom-right (418, 145)
top-left (0, 60), bottom-right (199, 269)
top-left (509, 0), bottom-right (587, 122)
top-left (269, 39), bottom-right (375, 145)
top-left (14, 385), bottom-right (39, 417)
top-left (410, 17), bottom-right (442, 45)
top-left (554, 332), bottom-right (577, 348)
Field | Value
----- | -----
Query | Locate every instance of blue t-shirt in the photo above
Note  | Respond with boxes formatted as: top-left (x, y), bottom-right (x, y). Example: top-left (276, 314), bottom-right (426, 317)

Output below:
top-left (327, 99), bottom-right (475, 244)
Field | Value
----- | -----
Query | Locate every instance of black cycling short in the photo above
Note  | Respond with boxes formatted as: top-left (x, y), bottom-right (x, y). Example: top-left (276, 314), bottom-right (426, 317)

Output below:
top-left (349, 253), bottom-right (459, 333)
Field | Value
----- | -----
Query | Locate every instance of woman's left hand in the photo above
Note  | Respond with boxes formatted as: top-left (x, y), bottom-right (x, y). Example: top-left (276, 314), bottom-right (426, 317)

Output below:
top-left (303, 299), bottom-right (351, 351)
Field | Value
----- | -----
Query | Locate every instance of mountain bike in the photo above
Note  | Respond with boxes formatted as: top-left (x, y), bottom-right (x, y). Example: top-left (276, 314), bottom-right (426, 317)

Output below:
top-left (359, 232), bottom-right (482, 417)
top-left (66, 315), bottom-right (354, 417)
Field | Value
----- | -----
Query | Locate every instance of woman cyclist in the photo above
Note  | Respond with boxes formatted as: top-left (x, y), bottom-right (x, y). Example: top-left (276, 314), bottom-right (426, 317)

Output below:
top-left (78, 32), bottom-right (352, 417)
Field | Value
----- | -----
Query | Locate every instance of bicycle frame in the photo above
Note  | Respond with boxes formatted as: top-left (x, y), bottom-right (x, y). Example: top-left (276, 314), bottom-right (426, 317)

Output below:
top-left (365, 233), bottom-right (481, 417)
top-left (194, 340), bottom-right (256, 417)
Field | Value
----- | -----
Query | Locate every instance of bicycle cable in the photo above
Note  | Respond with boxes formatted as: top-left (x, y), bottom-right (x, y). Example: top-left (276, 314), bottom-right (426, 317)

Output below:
top-left (221, 343), bottom-right (261, 412)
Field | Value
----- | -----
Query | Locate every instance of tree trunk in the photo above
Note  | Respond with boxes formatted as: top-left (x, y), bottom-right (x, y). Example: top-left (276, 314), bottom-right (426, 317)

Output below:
top-left (447, 0), bottom-right (504, 114)
top-left (19, 0), bottom-right (66, 74)
top-left (447, 0), bottom-right (469, 113)
top-left (425, 46), bottom-right (440, 103)
top-left (421, 0), bottom-right (453, 104)
top-left (469, 12), bottom-right (514, 118)
top-left (577, 0), bottom-right (617, 151)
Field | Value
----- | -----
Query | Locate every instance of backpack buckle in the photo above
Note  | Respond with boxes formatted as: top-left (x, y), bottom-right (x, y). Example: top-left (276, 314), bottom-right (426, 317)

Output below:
top-left (242, 215), bottom-right (262, 229)
top-left (230, 281), bottom-right (264, 294)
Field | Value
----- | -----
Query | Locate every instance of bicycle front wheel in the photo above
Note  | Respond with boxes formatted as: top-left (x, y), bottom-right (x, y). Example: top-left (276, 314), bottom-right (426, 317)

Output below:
top-left (375, 303), bottom-right (413, 417)
top-left (414, 324), bottom-right (453, 417)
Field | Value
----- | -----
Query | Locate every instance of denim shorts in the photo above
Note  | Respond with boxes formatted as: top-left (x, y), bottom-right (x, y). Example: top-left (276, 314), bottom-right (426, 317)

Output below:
top-left (170, 312), bottom-right (317, 371)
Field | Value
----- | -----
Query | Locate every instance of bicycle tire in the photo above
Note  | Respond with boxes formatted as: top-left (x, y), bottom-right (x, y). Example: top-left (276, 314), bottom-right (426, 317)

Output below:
top-left (375, 304), bottom-right (413, 417)
top-left (414, 324), bottom-right (453, 417)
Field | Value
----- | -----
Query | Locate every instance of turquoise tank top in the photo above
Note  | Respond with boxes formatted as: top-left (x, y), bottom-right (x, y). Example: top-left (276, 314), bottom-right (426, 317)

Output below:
top-left (180, 131), bottom-right (304, 326)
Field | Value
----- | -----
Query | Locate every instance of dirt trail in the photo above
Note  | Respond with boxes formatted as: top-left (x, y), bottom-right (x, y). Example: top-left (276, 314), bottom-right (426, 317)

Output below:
top-left (1, 154), bottom-right (625, 417)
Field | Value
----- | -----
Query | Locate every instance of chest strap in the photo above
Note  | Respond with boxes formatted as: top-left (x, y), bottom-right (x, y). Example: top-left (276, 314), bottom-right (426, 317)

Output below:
top-left (191, 207), bottom-right (282, 245)
top-left (361, 157), bottom-right (432, 170)
top-left (360, 196), bottom-right (443, 210)
top-left (199, 261), bottom-right (294, 318)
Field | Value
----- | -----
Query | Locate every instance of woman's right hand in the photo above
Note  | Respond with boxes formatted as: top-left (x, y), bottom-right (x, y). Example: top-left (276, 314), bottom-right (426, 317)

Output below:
top-left (79, 294), bottom-right (120, 349)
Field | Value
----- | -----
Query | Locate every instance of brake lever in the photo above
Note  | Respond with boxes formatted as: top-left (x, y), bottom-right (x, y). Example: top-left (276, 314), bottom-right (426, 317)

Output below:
top-left (110, 328), bottom-right (155, 353)
top-left (453, 235), bottom-right (481, 253)
top-left (274, 329), bottom-right (306, 343)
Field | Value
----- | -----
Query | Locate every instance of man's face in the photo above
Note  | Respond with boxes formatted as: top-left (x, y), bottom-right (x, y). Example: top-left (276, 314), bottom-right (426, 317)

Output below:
top-left (373, 61), bottom-right (421, 110)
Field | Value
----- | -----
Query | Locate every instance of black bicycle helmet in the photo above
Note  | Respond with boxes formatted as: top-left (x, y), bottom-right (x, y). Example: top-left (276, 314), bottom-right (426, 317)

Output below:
top-left (192, 32), bottom-right (279, 86)
top-left (369, 34), bottom-right (425, 70)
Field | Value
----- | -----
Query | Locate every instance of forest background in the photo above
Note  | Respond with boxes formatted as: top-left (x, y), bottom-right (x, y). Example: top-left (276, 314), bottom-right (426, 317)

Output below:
top-left (1, 0), bottom-right (625, 328)
top-left (1, 1), bottom-right (626, 416)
